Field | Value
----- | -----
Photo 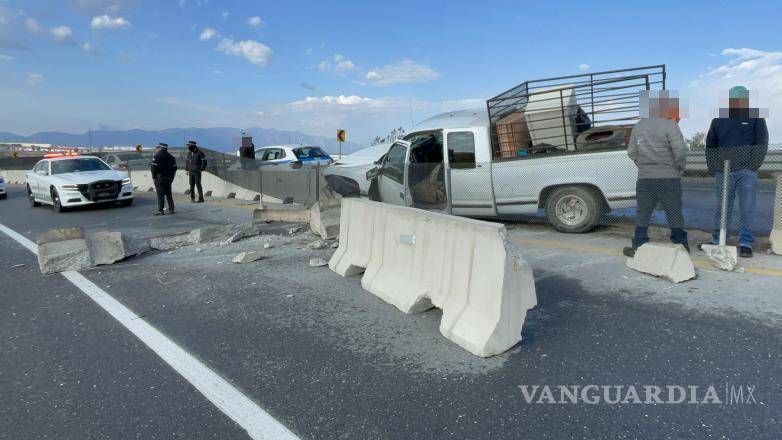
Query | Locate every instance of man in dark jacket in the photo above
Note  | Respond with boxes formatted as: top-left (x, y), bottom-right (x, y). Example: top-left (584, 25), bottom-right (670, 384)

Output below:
top-left (185, 140), bottom-right (207, 203)
top-left (703, 86), bottom-right (769, 258)
top-left (151, 142), bottom-right (178, 215)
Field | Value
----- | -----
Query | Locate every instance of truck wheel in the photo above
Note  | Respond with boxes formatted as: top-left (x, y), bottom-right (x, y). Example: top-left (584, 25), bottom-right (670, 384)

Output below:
top-left (544, 186), bottom-right (601, 233)
top-left (28, 185), bottom-right (41, 207)
top-left (51, 188), bottom-right (66, 213)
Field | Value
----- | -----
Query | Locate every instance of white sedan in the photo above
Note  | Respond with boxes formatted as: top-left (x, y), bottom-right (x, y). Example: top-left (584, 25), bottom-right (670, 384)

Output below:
top-left (26, 154), bottom-right (134, 212)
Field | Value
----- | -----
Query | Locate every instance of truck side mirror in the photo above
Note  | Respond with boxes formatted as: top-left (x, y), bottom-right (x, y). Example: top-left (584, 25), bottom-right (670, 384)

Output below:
top-left (366, 167), bottom-right (380, 180)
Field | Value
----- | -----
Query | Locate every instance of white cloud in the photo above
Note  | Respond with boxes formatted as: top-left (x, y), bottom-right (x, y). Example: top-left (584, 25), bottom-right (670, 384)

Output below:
top-left (0, 54), bottom-right (13, 61)
top-left (27, 73), bottom-right (45, 85)
top-left (221, 11), bottom-right (229, 19)
top-left (90, 14), bottom-right (131, 30)
top-left (578, 63), bottom-right (590, 71)
top-left (317, 54), bottom-right (357, 75)
top-left (364, 60), bottom-right (440, 85)
top-left (25, 18), bottom-right (41, 33)
top-left (199, 27), bottom-right (217, 41)
top-left (50, 26), bottom-right (75, 44)
top-left (216, 37), bottom-right (272, 66)
top-left (291, 95), bottom-right (374, 108)
top-left (82, 42), bottom-right (98, 55)
top-left (246, 16), bottom-right (263, 27)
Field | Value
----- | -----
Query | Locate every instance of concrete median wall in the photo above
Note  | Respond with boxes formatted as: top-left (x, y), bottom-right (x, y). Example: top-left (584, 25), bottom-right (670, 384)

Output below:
top-left (329, 198), bottom-right (537, 357)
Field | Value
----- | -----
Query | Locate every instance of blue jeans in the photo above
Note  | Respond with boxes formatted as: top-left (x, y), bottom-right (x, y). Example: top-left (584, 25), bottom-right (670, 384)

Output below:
top-left (711, 169), bottom-right (758, 248)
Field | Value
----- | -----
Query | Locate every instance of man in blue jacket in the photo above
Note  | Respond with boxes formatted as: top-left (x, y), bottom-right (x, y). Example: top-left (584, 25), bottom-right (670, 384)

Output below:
top-left (703, 86), bottom-right (769, 258)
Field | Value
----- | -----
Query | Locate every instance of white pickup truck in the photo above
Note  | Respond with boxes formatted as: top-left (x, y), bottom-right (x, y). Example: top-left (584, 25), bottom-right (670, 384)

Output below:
top-left (364, 65), bottom-right (667, 233)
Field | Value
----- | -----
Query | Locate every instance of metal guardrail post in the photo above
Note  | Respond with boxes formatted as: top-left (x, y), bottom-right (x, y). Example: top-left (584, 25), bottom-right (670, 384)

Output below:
top-left (718, 160), bottom-right (731, 247)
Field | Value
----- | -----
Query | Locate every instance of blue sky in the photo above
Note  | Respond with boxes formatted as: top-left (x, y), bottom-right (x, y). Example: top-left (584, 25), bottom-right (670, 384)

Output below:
top-left (1, 0), bottom-right (781, 144)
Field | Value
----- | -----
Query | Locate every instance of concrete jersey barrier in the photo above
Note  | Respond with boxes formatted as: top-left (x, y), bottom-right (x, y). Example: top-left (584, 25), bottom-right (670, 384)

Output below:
top-left (329, 198), bottom-right (538, 357)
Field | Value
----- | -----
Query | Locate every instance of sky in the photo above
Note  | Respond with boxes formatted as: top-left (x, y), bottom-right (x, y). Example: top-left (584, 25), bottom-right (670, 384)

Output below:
top-left (1, 0), bottom-right (781, 144)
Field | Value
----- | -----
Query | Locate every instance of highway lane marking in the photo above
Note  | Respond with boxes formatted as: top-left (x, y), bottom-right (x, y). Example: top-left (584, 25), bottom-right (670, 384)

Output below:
top-left (0, 223), bottom-right (300, 440)
top-left (512, 236), bottom-right (782, 278)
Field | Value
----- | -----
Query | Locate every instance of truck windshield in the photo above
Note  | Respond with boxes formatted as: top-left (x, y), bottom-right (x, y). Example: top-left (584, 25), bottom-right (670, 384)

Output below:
top-left (51, 158), bottom-right (112, 175)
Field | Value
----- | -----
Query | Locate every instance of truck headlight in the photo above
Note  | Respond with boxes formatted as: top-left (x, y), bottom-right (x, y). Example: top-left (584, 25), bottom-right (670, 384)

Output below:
top-left (122, 178), bottom-right (132, 185)
top-left (60, 184), bottom-right (79, 190)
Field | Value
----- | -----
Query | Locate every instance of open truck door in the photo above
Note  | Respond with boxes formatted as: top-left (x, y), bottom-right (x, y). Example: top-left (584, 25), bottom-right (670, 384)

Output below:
top-left (374, 140), bottom-right (410, 206)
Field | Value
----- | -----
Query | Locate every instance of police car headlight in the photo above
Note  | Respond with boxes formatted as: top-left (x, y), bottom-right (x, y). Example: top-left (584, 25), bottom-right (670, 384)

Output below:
top-left (122, 178), bottom-right (132, 185)
top-left (60, 184), bottom-right (79, 190)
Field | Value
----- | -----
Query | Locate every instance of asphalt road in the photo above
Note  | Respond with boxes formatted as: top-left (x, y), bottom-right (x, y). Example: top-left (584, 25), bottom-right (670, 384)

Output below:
top-left (1, 185), bottom-right (781, 439)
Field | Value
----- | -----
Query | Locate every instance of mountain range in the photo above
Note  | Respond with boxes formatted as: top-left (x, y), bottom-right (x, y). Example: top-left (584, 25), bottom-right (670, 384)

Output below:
top-left (0, 127), bottom-right (364, 155)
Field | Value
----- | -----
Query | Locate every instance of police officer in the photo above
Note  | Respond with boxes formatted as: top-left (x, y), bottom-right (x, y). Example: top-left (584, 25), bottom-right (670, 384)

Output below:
top-left (186, 140), bottom-right (207, 203)
top-left (151, 142), bottom-right (177, 215)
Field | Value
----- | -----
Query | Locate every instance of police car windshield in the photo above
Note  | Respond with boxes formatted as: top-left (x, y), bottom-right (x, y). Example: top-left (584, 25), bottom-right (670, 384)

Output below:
top-left (51, 158), bottom-right (111, 175)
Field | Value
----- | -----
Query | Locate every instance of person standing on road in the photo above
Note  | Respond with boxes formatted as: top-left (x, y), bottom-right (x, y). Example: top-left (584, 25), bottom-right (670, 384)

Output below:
top-left (623, 91), bottom-right (689, 257)
top-left (701, 86), bottom-right (769, 258)
top-left (151, 142), bottom-right (177, 215)
top-left (186, 140), bottom-right (206, 203)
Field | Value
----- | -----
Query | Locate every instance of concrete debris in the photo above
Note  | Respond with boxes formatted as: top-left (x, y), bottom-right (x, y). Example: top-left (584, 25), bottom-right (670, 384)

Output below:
top-left (37, 227), bottom-right (92, 274)
top-left (309, 257), bottom-right (328, 267)
top-left (309, 201), bottom-right (341, 240)
top-left (12, 264), bottom-right (26, 268)
top-left (331, 241), bottom-right (339, 249)
top-left (307, 240), bottom-right (328, 250)
top-left (263, 243), bottom-right (273, 249)
top-left (88, 231), bottom-right (150, 266)
top-left (287, 227), bottom-right (302, 235)
top-left (149, 232), bottom-right (196, 251)
top-left (253, 204), bottom-right (311, 223)
top-left (232, 252), bottom-right (262, 264)
top-left (702, 244), bottom-right (738, 272)
top-left (626, 243), bottom-right (696, 283)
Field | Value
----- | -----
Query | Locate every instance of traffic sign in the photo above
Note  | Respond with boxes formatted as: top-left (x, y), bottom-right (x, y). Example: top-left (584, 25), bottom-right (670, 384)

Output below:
top-left (135, 144), bottom-right (142, 153)
top-left (12, 151), bottom-right (18, 159)
top-left (337, 129), bottom-right (346, 143)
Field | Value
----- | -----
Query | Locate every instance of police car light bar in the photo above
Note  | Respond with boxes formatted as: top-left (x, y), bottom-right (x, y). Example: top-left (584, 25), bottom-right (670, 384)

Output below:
top-left (43, 152), bottom-right (81, 158)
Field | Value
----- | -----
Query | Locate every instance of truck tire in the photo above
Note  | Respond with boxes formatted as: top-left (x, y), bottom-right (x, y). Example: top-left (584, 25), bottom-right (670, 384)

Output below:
top-left (28, 185), bottom-right (41, 207)
top-left (544, 186), bottom-right (601, 233)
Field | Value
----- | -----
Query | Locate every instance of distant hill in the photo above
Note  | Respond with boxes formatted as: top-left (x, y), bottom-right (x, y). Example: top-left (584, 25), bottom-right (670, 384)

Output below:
top-left (0, 127), bottom-right (364, 155)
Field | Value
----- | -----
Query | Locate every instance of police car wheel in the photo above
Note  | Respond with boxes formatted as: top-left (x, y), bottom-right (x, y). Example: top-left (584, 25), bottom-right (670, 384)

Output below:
top-left (28, 185), bottom-right (41, 207)
top-left (51, 188), bottom-right (65, 213)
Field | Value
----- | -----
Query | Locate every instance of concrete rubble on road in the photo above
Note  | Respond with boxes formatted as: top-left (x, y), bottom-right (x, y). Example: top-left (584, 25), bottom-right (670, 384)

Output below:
top-left (233, 251), bottom-right (262, 264)
top-left (307, 239), bottom-right (328, 250)
top-left (309, 257), bottom-right (328, 267)
top-left (329, 198), bottom-right (538, 358)
top-left (309, 201), bottom-right (341, 240)
top-left (37, 227), bottom-right (92, 274)
top-left (35, 222), bottom-right (268, 274)
top-left (626, 243), bottom-right (696, 283)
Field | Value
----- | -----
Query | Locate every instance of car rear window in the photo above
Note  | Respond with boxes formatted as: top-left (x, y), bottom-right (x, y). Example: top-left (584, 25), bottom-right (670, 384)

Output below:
top-left (51, 158), bottom-right (112, 175)
top-left (292, 147), bottom-right (329, 159)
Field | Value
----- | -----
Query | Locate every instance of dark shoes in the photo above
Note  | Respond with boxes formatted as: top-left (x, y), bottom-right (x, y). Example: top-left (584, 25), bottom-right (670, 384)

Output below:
top-left (739, 246), bottom-right (753, 258)
top-left (197, 198), bottom-right (204, 203)
top-left (191, 198), bottom-right (204, 203)
top-left (622, 247), bottom-right (636, 257)
top-left (154, 211), bottom-right (165, 216)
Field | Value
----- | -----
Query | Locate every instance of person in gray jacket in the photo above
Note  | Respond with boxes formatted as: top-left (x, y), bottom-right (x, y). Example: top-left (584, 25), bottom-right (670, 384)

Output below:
top-left (623, 91), bottom-right (689, 257)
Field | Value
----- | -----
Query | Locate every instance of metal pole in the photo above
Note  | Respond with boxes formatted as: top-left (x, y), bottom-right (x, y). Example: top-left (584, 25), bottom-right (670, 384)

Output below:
top-left (315, 162), bottom-right (320, 205)
top-left (719, 159), bottom-right (731, 247)
top-left (258, 162), bottom-right (264, 209)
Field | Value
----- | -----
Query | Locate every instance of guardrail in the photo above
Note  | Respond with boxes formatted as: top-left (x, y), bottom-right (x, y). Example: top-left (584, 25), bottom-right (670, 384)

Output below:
top-left (685, 150), bottom-right (782, 177)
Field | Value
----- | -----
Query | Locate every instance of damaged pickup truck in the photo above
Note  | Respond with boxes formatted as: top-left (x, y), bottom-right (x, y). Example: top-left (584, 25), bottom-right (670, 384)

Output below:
top-left (362, 65), bottom-right (667, 233)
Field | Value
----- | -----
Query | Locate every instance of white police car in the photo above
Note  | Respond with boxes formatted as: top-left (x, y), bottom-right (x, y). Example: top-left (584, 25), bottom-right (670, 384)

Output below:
top-left (0, 171), bottom-right (6, 200)
top-left (26, 153), bottom-right (134, 212)
top-left (255, 145), bottom-right (333, 166)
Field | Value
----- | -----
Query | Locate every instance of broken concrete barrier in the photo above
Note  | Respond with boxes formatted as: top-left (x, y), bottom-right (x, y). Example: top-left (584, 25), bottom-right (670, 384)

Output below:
top-left (233, 251), bottom-right (262, 264)
top-left (149, 232), bottom-right (197, 250)
top-left (309, 257), bottom-right (328, 267)
top-left (626, 243), bottom-right (696, 283)
top-left (309, 201), bottom-right (341, 240)
top-left (330, 198), bottom-right (537, 358)
top-left (37, 227), bottom-right (92, 274)
top-left (253, 203), bottom-right (311, 223)
top-left (88, 231), bottom-right (150, 266)
top-left (328, 198), bottom-right (379, 277)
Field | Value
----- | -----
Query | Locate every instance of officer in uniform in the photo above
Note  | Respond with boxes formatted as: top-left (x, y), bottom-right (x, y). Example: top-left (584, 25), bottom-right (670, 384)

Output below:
top-left (150, 142), bottom-right (178, 215)
top-left (185, 140), bottom-right (207, 203)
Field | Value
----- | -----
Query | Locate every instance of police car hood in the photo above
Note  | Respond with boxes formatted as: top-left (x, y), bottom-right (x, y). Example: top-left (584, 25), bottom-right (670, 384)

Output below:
top-left (52, 170), bottom-right (126, 184)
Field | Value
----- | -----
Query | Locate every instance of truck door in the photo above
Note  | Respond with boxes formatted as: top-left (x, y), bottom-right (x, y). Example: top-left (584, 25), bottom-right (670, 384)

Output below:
top-left (377, 141), bottom-right (410, 206)
top-left (444, 127), bottom-right (496, 217)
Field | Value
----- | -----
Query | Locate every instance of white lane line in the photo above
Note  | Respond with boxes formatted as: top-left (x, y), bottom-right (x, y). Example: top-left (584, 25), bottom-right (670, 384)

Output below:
top-left (0, 223), bottom-right (299, 440)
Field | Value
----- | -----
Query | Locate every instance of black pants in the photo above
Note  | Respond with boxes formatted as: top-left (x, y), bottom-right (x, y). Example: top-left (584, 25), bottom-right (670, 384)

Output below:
top-left (633, 178), bottom-right (688, 249)
top-left (154, 177), bottom-right (174, 212)
top-left (189, 172), bottom-right (203, 200)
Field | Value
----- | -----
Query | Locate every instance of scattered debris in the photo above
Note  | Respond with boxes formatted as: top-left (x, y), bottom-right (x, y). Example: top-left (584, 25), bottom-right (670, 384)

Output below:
top-left (37, 227), bottom-right (92, 275)
top-left (309, 201), bottom-right (341, 240)
top-left (309, 257), bottom-right (328, 267)
top-left (288, 227), bottom-right (301, 235)
top-left (331, 241), bottom-right (339, 249)
top-left (307, 240), bottom-right (328, 250)
top-left (233, 252), bottom-right (262, 264)
top-left (626, 243), bottom-right (695, 283)
top-left (88, 231), bottom-right (150, 266)
top-left (263, 243), bottom-right (273, 249)
top-left (12, 263), bottom-right (25, 268)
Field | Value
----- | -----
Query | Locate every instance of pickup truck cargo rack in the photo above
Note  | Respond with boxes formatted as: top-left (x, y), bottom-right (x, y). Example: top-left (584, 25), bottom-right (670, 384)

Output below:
top-left (487, 65), bottom-right (666, 160)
